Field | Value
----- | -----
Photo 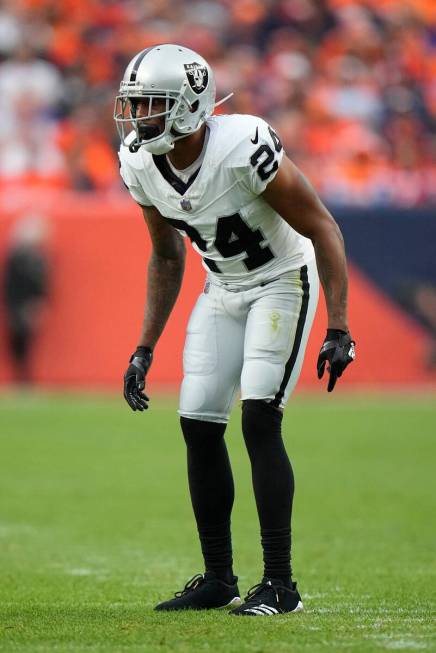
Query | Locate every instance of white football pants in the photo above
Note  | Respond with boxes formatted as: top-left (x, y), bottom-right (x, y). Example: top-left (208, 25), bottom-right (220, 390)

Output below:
top-left (179, 260), bottom-right (319, 423)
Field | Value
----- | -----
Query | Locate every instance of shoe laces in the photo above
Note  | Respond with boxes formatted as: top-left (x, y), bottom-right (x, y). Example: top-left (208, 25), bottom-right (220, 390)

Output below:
top-left (174, 574), bottom-right (205, 598)
top-left (243, 580), bottom-right (280, 605)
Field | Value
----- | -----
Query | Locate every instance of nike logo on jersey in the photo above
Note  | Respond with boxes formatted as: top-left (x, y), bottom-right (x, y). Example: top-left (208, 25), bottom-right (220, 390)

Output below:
top-left (251, 127), bottom-right (259, 144)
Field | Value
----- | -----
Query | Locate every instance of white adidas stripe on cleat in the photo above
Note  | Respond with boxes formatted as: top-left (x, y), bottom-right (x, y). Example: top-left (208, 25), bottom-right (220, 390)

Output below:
top-left (244, 604), bottom-right (279, 615)
top-left (243, 601), bottom-right (303, 616)
top-left (258, 604), bottom-right (279, 615)
top-left (244, 608), bottom-right (269, 616)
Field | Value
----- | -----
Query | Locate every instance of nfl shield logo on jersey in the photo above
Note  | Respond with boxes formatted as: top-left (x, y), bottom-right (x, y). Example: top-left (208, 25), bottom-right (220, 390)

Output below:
top-left (180, 198), bottom-right (192, 211)
top-left (184, 62), bottom-right (209, 94)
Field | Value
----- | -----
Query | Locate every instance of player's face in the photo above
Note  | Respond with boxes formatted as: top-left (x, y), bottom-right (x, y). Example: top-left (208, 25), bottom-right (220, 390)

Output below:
top-left (135, 98), bottom-right (166, 118)
top-left (131, 97), bottom-right (170, 140)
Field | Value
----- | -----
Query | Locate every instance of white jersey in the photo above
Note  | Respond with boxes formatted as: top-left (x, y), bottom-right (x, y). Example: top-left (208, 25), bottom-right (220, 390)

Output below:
top-left (118, 114), bottom-right (314, 286)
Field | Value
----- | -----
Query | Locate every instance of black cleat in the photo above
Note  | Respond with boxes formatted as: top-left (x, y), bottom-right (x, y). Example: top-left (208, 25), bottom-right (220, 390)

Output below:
top-left (154, 572), bottom-right (241, 611)
top-left (230, 578), bottom-right (303, 616)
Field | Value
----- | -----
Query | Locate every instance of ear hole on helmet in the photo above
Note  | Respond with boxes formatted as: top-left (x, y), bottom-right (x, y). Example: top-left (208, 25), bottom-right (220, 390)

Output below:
top-left (190, 100), bottom-right (199, 113)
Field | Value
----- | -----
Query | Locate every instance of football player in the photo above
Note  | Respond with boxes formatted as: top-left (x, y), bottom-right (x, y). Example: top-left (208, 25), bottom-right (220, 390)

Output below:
top-left (115, 44), bottom-right (355, 616)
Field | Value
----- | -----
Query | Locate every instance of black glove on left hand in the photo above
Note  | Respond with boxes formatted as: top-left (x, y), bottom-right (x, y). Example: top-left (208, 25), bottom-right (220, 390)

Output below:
top-left (123, 346), bottom-right (153, 412)
top-left (317, 329), bottom-right (356, 392)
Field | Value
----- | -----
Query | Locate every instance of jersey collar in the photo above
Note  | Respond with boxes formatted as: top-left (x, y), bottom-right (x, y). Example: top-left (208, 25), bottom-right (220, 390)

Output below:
top-left (151, 119), bottom-right (217, 197)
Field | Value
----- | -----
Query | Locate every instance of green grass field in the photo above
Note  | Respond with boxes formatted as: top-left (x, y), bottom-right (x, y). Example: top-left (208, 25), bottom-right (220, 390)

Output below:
top-left (0, 392), bottom-right (435, 653)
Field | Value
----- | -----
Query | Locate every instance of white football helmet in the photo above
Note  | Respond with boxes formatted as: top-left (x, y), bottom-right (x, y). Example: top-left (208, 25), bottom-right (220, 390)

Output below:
top-left (114, 43), bottom-right (232, 155)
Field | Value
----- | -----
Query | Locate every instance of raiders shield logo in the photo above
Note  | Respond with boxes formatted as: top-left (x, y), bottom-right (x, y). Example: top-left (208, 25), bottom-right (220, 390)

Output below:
top-left (184, 62), bottom-right (209, 95)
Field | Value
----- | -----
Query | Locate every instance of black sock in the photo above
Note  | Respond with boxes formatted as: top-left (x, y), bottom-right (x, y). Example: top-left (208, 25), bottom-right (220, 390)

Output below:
top-left (180, 417), bottom-right (235, 584)
top-left (242, 400), bottom-right (294, 587)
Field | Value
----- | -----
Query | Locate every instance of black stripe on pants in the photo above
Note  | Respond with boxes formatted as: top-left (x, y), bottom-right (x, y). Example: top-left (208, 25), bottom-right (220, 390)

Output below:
top-left (271, 265), bottom-right (309, 407)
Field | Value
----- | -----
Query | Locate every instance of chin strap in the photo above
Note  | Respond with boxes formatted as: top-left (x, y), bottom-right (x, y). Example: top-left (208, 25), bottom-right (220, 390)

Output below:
top-left (127, 131), bottom-right (175, 155)
top-left (128, 140), bottom-right (141, 153)
top-left (214, 92), bottom-right (234, 109)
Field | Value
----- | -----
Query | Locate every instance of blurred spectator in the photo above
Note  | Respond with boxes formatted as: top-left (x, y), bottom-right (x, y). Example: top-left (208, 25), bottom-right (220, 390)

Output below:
top-left (0, 43), bottom-right (66, 185)
top-left (0, 0), bottom-right (434, 205)
top-left (2, 215), bottom-right (50, 384)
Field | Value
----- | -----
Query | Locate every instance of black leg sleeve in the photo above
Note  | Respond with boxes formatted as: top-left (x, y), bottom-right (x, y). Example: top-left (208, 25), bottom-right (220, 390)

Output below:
top-left (180, 416), bottom-right (235, 583)
top-left (242, 399), bottom-right (294, 586)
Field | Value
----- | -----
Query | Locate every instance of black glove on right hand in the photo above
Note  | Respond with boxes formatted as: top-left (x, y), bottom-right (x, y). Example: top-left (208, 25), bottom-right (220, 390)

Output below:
top-left (317, 329), bottom-right (356, 392)
top-left (123, 346), bottom-right (153, 411)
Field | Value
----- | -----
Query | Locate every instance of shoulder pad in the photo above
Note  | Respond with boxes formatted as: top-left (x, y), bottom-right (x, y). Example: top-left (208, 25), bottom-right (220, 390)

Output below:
top-left (210, 114), bottom-right (279, 168)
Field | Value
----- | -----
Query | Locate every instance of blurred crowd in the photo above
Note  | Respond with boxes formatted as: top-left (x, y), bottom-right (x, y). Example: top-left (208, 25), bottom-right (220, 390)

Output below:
top-left (0, 0), bottom-right (434, 206)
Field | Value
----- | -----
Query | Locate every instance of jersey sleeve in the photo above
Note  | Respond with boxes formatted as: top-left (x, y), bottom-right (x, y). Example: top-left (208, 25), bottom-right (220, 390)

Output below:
top-left (236, 118), bottom-right (284, 195)
top-left (118, 148), bottom-right (153, 207)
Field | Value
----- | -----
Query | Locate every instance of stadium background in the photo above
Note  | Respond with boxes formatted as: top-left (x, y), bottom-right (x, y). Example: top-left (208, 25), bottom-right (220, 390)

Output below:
top-left (0, 0), bottom-right (435, 389)
top-left (0, 3), bottom-right (435, 652)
